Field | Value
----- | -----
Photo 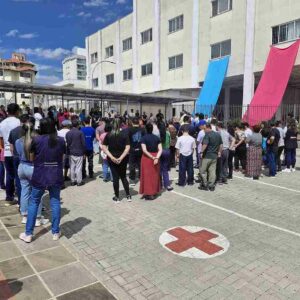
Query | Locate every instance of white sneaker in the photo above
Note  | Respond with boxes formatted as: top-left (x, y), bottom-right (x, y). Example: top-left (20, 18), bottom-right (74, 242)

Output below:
top-left (292, 168), bottom-right (296, 172)
top-left (21, 216), bottom-right (27, 224)
top-left (53, 232), bottom-right (61, 241)
top-left (282, 168), bottom-right (291, 173)
top-left (35, 217), bottom-right (49, 227)
top-left (19, 232), bottom-right (32, 243)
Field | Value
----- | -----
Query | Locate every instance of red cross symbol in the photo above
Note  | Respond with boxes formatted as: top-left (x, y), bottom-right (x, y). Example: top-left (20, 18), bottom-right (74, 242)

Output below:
top-left (165, 227), bottom-right (223, 255)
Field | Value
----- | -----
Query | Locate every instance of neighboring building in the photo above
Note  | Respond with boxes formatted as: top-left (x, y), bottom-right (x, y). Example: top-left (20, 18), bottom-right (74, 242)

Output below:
top-left (86, 0), bottom-right (300, 116)
top-left (0, 53), bottom-right (37, 105)
top-left (55, 47), bottom-right (87, 89)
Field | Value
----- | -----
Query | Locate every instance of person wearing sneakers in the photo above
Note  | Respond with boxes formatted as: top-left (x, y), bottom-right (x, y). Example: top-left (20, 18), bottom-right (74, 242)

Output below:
top-left (283, 122), bottom-right (298, 173)
top-left (16, 121), bottom-right (49, 227)
top-left (19, 118), bottom-right (66, 243)
top-left (66, 119), bottom-right (86, 186)
top-left (102, 118), bottom-right (131, 203)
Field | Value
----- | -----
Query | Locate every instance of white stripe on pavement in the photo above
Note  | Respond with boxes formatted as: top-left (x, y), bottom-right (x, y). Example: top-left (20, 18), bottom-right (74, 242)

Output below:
top-left (172, 190), bottom-right (300, 238)
top-left (233, 175), bottom-right (300, 194)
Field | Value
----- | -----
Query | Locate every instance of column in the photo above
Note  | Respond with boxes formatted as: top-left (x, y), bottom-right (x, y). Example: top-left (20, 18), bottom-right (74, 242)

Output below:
top-left (85, 37), bottom-right (92, 89)
top-left (153, 0), bottom-right (161, 91)
top-left (191, 0), bottom-right (200, 88)
top-left (242, 0), bottom-right (256, 107)
top-left (98, 31), bottom-right (103, 90)
top-left (224, 87), bottom-right (230, 124)
top-left (132, 0), bottom-right (139, 93)
top-left (115, 20), bottom-right (122, 92)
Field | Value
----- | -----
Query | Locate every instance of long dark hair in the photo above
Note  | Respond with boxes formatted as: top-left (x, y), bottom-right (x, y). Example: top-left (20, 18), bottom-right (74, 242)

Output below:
top-left (111, 118), bottom-right (121, 136)
top-left (40, 118), bottom-right (58, 148)
top-left (22, 122), bottom-right (37, 160)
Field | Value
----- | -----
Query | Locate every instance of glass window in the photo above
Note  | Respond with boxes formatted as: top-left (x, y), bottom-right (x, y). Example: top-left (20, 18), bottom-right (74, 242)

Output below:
top-left (211, 40), bottom-right (231, 59)
top-left (272, 19), bottom-right (300, 44)
top-left (105, 45), bottom-right (114, 58)
top-left (212, 0), bottom-right (232, 17)
top-left (106, 73), bottom-right (114, 85)
top-left (123, 68), bottom-right (133, 81)
top-left (92, 78), bottom-right (98, 88)
top-left (91, 52), bottom-right (98, 64)
top-left (20, 72), bottom-right (31, 78)
top-left (141, 63), bottom-right (153, 76)
top-left (169, 54), bottom-right (183, 70)
top-left (123, 37), bottom-right (132, 52)
top-left (169, 15), bottom-right (184, 34)
top-left (141, 29), bottom-right (152, 45)
top-left (0, 70), bottom-right (3, 77)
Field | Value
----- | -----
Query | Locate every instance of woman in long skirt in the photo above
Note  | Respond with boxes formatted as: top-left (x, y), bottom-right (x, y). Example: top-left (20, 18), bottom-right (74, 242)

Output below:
top-left (246, 125), bottom-right (263, 180)
top-left (140, 123), bottom-right (162, 200)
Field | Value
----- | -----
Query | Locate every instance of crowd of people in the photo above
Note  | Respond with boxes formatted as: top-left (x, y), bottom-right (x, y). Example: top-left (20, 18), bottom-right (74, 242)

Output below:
top-left (0, 102), bottom-right (298, 243)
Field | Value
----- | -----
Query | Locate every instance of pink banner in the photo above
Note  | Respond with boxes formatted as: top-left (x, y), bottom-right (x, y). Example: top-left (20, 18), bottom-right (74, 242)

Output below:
top-left (244, 40), bottom-right (300, 126)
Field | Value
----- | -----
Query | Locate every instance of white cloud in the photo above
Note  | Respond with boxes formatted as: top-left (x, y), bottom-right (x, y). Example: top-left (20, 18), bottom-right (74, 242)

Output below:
top-left (83, 0), bottom-right (108, 7)
top-left (6, 29), bottom-right (19, 37)
top-left (77, 11), bottom-right (92, 18)
top-left (16, 47), bottom-right (71, 60)
top-left (19, 33), bottom-right (39, 39)
top-left (116, 0), bottom-right (126, 4)
top-left (36, 74), bottom-right (61, 85)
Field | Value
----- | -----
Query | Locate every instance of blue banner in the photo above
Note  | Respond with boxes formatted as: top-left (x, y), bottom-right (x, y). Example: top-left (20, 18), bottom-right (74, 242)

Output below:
top-left (195, 56), bottom-right (230, 116)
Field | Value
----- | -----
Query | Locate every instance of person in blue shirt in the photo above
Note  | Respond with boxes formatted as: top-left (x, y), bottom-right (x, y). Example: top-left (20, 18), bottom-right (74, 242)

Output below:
top-left (81, 117), bottom-right (96, 179)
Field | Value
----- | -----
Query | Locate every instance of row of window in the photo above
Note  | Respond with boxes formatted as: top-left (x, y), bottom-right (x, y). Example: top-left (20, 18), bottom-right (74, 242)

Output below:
top-left (92, 53), bottom-right (184, 87)
top-left (272, 19), bottom-right (300, 45)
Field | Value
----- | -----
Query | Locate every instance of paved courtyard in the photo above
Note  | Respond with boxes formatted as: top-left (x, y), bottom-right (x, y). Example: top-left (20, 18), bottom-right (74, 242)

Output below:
top-left (1, 152), bottom-right (300, 299)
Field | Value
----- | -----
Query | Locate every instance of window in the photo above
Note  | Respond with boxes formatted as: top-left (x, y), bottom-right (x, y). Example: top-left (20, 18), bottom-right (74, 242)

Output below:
top-left (77, 58), bottom-right (86, 65)
top-left (141, 29), bottom-right (152, 45)
top-left (105, 45), bottom-right (114, 58)
top-left (169, 15), bottom-right (184, 34)
top-left (169, 54), bottom-right (183, 70)
top-left (0, 70), bottom-right (3, 76)
top-left (123, 37), bottom-right (132, 52)
top-left (77, 64), bottom-right (86, 70)
top-left (77, 70), bottom-right (86, 80)
top-left (106, 73), bottom-right (114, 85)
top-left (123, 68), bottom-right (133, 81)
top-left (272, 19), bottom-right (300, 44)
top-left (212, 0), bottom-right (232, 17)
top-left (91, 52), bottom-right (98, 64)
top-left (92, 78), bottom-right (98, 88)
top-left (141, 63), bottom-right (152, 76)
top-left (0, 92), bottom-right (4, 98)
top-left (20, 72), bottom-right (31, 78)
top-left (211, 40), bottom-right (231, 59)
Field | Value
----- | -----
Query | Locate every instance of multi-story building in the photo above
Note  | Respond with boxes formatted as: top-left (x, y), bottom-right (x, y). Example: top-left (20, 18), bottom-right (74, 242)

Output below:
top-left (0, 53), bottom-right (37, 105)
top-left (56, 48), bottom-right (87, 89)
top-left (86, 0), bottom-right (300, 116)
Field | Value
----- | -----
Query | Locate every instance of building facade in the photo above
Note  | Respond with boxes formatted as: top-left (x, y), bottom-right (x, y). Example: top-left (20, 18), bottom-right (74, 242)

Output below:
top-left (86, 0), bottom-right (300, 116)
top-left (0, 53), bottom-right (37, 105)
top-left (56, 48), bottom-right (87, 89)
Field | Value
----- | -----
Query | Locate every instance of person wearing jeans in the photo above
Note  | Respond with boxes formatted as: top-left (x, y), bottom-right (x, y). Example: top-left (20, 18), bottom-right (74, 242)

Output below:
top-left (160, 130), bottom-right (173, 191)
top-left (175, 125), bottom-right (196, 186)
top-left (266, 123), bottom-right (280, 177)
top-left (0, 103), bottom-right (20, 202)
top-left (19, 118), bottom-right (65, 243)
top-left (283, 123), bottom-right (298, 172)
top-left (16, 122), bottom-right (49, 227)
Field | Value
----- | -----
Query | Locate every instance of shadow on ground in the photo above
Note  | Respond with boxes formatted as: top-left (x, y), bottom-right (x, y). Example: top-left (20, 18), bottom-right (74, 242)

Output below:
top-left (60, 217), bottom-right (91, 239)
top-left (0, 279), bottom-right (23, 300)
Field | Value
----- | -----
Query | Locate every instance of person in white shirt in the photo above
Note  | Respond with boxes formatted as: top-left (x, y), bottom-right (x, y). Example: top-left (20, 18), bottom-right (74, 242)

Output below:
top-left (58, 120), bottom-right (71, 182)
top-left (176, 125), bottom-right (196, 186)
top-left (243, 122), bottom-right (253, 139)
top-left (276, 120), bottom-right (285, 172)
top-left (33, 107), bottom-right (43, 130)
top-left (0, 103), bottom-right (21, 202)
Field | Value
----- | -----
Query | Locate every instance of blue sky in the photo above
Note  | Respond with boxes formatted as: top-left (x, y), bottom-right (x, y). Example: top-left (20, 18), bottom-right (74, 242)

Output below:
top-left (0, 0), bottom-right (133, 84)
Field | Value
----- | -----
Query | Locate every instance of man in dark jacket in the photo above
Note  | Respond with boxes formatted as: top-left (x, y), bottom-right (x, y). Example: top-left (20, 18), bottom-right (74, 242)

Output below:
top-left (66, 120), bottom-right (86, 186)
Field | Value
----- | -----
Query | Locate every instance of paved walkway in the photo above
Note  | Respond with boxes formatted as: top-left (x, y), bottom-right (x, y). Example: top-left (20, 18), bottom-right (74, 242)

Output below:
top-left (1, 153), bottom-right (300, 299)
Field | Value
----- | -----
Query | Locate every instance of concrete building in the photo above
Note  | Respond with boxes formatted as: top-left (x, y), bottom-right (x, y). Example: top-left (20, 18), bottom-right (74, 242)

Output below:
top-left (0, 53), bottom-right (37, 105)
top-left (86, 0), bottom-right (300, 117)
top-left (55, 47), bottom-right (87, 89)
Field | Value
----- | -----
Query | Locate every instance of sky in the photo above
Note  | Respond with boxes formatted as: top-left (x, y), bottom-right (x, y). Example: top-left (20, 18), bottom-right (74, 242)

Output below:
top-left (0, 0), bottom-right (133, 84)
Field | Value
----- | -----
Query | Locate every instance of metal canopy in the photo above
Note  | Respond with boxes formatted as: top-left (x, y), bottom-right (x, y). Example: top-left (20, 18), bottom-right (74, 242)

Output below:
top-left (0, 80), bottom-right (195, 104)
